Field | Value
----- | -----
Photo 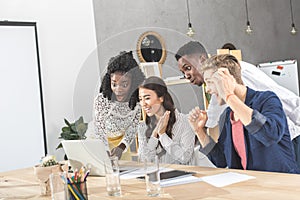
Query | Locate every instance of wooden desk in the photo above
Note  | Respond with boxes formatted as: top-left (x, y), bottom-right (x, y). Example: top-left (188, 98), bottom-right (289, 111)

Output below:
top-left (1, 164), bottom-right (300, 200)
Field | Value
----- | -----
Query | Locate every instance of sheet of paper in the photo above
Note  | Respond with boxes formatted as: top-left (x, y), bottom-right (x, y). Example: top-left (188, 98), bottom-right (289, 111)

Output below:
top-left (201, 172), bottom-right (255, 187)
top-left (160, 175), bottom-right (202, 187)
top-left (120, 168), bottom-right (145, 179)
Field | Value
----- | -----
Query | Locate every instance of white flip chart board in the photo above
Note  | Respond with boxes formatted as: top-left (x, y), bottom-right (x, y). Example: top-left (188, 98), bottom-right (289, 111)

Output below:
top-left (0, 21), bottom-right (46, 172)
top-left (258, 60), bottom-right (299, 96)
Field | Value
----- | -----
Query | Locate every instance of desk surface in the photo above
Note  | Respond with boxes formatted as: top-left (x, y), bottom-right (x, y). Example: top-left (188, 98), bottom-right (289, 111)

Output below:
top-left (1, 162), bottom-right (300, 200)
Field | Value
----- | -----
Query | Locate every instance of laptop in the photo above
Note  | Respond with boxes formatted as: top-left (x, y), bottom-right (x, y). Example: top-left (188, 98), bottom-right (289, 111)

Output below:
top-left (62, 140), bottom-right (111, 176)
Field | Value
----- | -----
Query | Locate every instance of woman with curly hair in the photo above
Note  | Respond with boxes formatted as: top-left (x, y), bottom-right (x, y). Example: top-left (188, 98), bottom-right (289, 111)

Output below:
top-left (138, 76), bottom-right (196, 165)
top-left (93, 51), bottom-right (145, 160)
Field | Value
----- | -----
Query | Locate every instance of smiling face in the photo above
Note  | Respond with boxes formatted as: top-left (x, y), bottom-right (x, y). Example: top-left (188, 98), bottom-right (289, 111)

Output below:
top-left (110, 72), bottom-right (132, 102)
top-left (203, 68), bottom-right (225, 105)
top-left (177, 54), bottom-right (205, 86)
top-left (139, 87), bottom-right (165, 118)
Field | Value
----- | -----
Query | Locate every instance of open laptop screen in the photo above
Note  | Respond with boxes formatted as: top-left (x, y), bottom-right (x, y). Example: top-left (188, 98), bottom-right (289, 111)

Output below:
top-left (62, 140), bottom-right (110, 176)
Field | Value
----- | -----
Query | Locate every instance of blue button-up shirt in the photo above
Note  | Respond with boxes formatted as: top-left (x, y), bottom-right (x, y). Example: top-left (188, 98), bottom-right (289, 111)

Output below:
top-left (201, 87), bottom-right (299, 174)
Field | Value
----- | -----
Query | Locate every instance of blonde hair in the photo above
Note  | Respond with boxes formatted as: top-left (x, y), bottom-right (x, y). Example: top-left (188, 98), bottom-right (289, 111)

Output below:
top-left (202, 54), bottom-right (243, 84)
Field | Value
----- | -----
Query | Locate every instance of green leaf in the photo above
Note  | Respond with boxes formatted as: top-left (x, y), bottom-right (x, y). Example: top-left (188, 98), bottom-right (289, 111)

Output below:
top-left (69, 133), bottom-right (80, 140)
top-left (76, 123), bottom-right (88, 136)
top-left (62, 126), bottom-right (70, 132)
top-left (76, 116), bottom-right (84, 124)
top-left (70, 124), bottom-right (77, 132)
top-left (60, 131), bottom-right (72, 139)
top-left (64, 118), bottom-right (71, 127)
top-left (56, 142), bottom-right (63, 150)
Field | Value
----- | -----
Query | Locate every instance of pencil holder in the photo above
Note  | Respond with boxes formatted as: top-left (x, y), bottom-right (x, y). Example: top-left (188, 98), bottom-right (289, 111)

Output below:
top-left (68, 181), bottom-right (88, 200)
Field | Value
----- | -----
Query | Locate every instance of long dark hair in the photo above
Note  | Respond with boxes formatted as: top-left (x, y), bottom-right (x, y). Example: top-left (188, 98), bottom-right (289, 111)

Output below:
top-left (100, 51), bottom-right (145, 110)
top-left (139, 76), bottom-right (176, 139)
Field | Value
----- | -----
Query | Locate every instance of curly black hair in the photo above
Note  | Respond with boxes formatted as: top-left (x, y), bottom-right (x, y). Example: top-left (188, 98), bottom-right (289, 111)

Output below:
top-left (100, 51), bottom-right (145, 110)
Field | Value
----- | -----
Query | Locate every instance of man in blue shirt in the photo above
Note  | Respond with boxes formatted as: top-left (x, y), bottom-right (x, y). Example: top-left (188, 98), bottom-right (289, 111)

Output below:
top-left (175, 41), bottom-right (300, 168)
top-left (188, 54), bottom-right (299, 173)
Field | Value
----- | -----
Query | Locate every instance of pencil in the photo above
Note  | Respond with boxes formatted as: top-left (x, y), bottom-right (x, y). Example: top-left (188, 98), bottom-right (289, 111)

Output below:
top-left (67, 184), bottom-right (80, 200)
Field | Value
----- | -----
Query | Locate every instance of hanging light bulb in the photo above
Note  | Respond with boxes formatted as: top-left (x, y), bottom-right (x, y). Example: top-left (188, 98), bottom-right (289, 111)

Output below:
top-left (244, 0), bottom-right (253, 35)
top-left (186, 0), bottom-right (195, 37)
top-left (245, 21), bottom-right (253, 34)
top-left (291, 24), bottom-right (297, 35)
top-left (187, 23), bottom-right (195, 37)
top-left (289, 0), bottom-right (297, 35)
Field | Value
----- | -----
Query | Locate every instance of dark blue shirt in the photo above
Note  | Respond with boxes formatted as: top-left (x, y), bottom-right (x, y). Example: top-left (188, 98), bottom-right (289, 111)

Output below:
top-left (201, 87), bottom-right (299, 174)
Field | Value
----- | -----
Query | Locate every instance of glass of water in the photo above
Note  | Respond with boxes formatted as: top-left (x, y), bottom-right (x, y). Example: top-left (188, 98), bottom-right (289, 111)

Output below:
top-left (105, 156), bottom-right (121, 196)
top-left (49, 172), bottom-right (68, 200)
top-left (144, 155), bottom-right (161, 197)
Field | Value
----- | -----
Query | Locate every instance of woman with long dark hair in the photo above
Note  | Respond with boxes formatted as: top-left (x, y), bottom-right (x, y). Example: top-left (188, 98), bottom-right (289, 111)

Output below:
top-left (93, 51), bottom-right (145, 160)
top-left (138, 76), bottom-right (195, 164)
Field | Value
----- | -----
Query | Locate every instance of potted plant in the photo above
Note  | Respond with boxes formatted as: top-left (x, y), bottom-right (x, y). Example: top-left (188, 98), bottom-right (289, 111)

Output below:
top-left (33, 155), bottom-right (64, 196)
top-left (56, 116), bottom-right (88, 160)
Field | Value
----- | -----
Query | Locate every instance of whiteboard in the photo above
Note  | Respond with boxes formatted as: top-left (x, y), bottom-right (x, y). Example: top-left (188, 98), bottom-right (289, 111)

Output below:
top-left (0, 21), bottom-right (46, 172)
top-left (257, 60), bottom-right (299, 96)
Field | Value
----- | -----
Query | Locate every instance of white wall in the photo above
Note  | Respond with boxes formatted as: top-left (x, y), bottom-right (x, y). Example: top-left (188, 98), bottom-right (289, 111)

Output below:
top-left (0, 0), bottom-right (99, 161)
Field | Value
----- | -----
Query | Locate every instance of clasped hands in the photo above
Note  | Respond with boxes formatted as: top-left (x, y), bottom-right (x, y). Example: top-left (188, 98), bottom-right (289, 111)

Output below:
top-left (152, 110), bottom-right (170, 138)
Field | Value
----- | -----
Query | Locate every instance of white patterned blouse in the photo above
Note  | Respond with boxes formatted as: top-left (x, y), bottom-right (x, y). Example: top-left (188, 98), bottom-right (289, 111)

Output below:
top-left (92, 93), bottom-right (141, 149)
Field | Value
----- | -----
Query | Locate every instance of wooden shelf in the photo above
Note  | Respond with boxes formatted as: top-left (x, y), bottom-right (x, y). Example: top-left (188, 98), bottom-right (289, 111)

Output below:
top-left (164, 78), bottom-right (190, 86)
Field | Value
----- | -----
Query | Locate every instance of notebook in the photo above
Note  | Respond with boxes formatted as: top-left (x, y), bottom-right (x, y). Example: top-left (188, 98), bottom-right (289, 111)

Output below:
top-left (160, 170), bottom-right (195, 180)
top-left (62, 140), bottom-right (111, 176)
top-left (136, 169), bottom-right (195, 180)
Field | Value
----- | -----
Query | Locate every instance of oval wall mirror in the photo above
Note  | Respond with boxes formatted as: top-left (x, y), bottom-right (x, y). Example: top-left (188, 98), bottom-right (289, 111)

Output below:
top-left (136, 31), bottom-right (166, 64)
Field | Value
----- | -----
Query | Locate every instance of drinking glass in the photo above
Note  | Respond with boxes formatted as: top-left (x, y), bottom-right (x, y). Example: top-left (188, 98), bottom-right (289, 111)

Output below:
top-left (105, 156), bottom-right (121, 196)
top-left (144, 155), bottom-right (161, 197)
top-left (49, 172), bottom-right (68, 200)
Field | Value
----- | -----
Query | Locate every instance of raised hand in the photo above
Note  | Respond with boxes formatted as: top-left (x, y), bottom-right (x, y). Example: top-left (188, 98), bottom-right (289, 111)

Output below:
top-left (110, 143), bottom-right (125, 160)
top-left (188, 106), bottom-right (207, 132)
top-left (212, 68), bottom-right (236, 100)
top-left (188, 107), bottom-right (210, 147)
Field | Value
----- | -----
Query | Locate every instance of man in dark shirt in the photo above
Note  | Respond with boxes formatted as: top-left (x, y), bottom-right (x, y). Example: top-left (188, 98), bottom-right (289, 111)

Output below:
top-left (188, 54), bottom-right (299, 173)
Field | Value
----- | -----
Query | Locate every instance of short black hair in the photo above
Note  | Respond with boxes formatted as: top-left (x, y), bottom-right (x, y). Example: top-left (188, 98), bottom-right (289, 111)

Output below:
top-left (221, 43), bottom-right (237, 50)
top-left (175, 41), bottom-right (208, 61)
